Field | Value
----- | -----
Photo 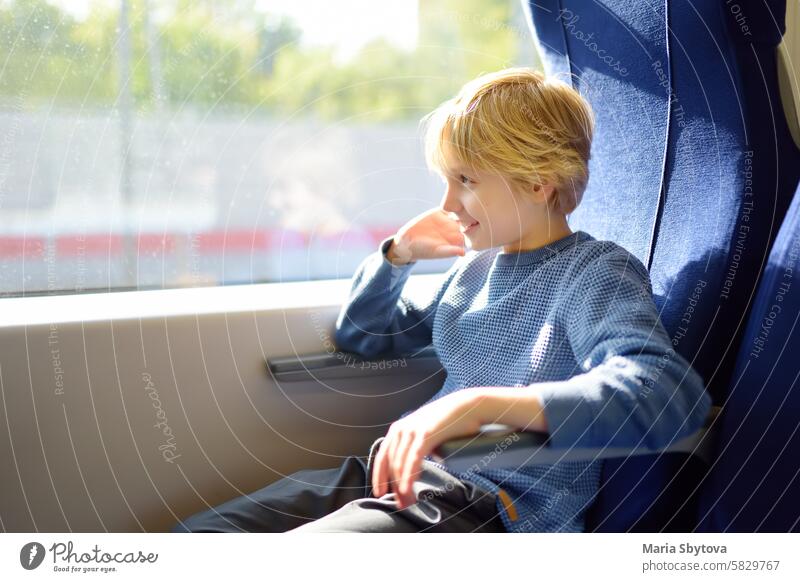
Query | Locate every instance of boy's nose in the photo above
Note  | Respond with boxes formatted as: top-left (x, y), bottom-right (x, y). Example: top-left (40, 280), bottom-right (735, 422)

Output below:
top-left (440, 188), bottom-right (461, 214)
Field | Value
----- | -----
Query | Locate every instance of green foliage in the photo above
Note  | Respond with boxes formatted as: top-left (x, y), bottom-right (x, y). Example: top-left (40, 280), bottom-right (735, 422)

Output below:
top-left (0, 0), bottom-right (537, 120)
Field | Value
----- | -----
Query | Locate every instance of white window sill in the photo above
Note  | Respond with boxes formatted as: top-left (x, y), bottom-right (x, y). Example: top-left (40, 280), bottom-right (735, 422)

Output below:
top-left (0, 273), bottom-right (444, 328)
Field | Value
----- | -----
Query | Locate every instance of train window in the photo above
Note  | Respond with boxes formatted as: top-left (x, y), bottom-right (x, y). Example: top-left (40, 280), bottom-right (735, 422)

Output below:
top-left (0, 0), bottom-right (539, 296)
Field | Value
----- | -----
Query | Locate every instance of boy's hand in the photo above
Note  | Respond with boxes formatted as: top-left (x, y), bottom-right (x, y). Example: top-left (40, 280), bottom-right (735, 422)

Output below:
top-left (387, 208), bottom-right (466, 265)
top-left (371, 389), bottom-right (484, 509)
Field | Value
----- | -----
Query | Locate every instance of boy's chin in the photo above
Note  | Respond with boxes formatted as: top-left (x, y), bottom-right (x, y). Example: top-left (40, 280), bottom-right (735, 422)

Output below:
top-left (465, 237), bottom-right (491, 252)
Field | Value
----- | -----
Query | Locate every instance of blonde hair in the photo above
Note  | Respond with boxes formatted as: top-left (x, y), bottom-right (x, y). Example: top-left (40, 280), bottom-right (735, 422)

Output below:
top-left (421, 67), bottom-right (594, 215)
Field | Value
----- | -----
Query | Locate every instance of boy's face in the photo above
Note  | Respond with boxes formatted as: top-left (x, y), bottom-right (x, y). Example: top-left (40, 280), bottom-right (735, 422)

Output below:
top-left (436, 145), bottom-right (559, 254)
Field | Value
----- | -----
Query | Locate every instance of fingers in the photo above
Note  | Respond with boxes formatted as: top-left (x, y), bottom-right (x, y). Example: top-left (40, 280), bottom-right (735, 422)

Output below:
top-left (387, 430), bottom-right (402, 477)
top-left (397, 436), bottom-right (425, 508)
top-left (391, 431), bottom-right (415, 508)
top-left (372, 429), bottom-right (424, 509)
top-left (433, 244), bottom-right (465, 258)
top-left (442, 232), bottom-right (466, 248)
top-left (371, 437), bottom-right (390, 497)
top-left (450, 231), bottom-right (467, 247)
top-left (372, 428), bottom-right (403, 498)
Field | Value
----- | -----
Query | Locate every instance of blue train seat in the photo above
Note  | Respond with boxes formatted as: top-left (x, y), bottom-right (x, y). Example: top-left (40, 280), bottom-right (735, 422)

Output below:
top-left (695, 183), bottom-right (800, 532)
top-left (478, 0), bottom-right (800, 531)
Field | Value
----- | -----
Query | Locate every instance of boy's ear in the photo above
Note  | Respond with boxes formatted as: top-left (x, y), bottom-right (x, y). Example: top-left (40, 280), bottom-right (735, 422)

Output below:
top-left (530, 182), bottom-right (556, 206)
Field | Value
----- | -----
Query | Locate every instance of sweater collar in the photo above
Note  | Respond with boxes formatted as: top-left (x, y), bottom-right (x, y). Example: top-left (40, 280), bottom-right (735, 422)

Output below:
top-left (491, 230), bottom-right (593, 268)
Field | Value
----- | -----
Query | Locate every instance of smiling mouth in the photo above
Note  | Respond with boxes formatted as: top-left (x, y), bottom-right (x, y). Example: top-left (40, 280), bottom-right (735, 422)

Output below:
top-left (461, 220), bottom-right (479, 233)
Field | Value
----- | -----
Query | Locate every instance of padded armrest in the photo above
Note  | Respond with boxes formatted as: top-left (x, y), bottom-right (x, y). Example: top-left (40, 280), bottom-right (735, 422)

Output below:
top-left (268, 349), bottom-right (719, 469)
top-left (431, 406), bottom-right (720, 472)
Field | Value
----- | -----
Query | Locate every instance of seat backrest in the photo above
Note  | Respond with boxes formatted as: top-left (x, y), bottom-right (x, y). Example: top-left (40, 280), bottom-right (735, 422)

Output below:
top-left (524, 0), bottom-right (799, 531)
top-left (696, 183), bottom-right (800, 532)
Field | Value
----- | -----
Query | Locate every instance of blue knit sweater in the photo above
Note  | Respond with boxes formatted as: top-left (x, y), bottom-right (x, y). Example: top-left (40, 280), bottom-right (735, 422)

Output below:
top-left (334, 229), bottom-right (712, 533)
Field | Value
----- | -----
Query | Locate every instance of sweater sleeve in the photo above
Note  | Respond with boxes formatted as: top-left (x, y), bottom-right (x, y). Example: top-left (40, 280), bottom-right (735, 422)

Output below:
top-left (531, 247), bottom-right (712, 450)
top-left (334, 236), bottom-right (463, 358)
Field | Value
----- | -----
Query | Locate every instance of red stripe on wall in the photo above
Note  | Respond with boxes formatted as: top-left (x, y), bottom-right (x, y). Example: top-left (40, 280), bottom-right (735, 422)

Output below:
top-left (137, 234), bottom-right (176, 254)
top-left (0, 237), bottom-right (45, 258)
top-left (11, 226), bottom-right (401, 258)
top-left (56, 234), bottom-right (124, 257)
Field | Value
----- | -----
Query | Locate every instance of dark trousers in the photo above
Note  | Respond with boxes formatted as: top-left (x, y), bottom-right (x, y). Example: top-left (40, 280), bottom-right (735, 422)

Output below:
top-left (171, 437), bottom-right (506, 533)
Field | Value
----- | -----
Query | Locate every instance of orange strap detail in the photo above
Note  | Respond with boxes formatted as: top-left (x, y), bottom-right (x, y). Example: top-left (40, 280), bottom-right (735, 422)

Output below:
top-left (497, 488), bottom-right (518, 521)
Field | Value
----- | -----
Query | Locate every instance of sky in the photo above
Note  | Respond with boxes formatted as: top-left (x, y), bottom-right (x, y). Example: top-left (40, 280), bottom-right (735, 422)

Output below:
top-left (255, 0), bottom-right (418, 60)
top-left (47, 0), bottom-right (420, 63)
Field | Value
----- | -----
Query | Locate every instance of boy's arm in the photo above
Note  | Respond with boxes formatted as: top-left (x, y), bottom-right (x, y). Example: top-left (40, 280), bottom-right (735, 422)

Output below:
top-left (519, 248), bottom-right (711, 450)
top-left (394, 246), bottom-right (710, 452)
top-left (334, 236), bottom-right (463, 358)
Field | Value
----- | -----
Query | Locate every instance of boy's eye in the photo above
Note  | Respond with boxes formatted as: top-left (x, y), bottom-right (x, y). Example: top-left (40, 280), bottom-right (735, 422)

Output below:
top-left (460, 174), bottom-right (473, 184)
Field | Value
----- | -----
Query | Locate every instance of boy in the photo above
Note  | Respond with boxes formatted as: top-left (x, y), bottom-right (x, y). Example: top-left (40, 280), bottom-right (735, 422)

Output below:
top-left (173, 67), bottom-right (711, 534)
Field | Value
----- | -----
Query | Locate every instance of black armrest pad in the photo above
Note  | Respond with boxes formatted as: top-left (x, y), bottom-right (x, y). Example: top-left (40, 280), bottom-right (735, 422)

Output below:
top-left (432, 407), bottom-right (720, 472)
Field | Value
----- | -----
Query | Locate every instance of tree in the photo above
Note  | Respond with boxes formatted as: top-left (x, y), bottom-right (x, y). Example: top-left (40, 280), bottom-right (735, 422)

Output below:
top-left (0, 0), bottom-right (535, 119)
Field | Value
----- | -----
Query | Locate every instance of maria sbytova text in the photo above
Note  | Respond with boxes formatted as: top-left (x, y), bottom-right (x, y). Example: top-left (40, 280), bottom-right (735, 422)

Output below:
top-left (643, 543), bottom-right (727, 556)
